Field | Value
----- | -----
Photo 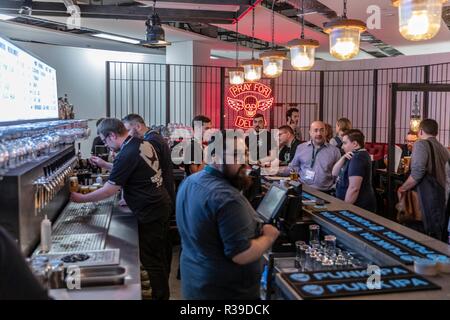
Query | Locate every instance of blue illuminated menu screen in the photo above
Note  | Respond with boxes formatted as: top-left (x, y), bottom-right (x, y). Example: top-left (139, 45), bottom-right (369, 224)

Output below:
top-left (0, 35), bottom-right (58, 122)
top-left (315, 210), bottom-right (449, 264)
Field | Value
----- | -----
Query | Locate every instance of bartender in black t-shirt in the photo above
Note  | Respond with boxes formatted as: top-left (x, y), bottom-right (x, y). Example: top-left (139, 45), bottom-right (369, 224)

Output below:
top-left (278, 125), bottom-right (301, 165)
top-left (71, 118), bottom-right (171, 300)
top-left (122, 114), bottom-right (175, 205)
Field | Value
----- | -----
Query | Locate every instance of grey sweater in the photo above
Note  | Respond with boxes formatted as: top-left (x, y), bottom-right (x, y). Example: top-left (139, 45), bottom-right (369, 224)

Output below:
top-left (410, 137), bottom-right (450, 190)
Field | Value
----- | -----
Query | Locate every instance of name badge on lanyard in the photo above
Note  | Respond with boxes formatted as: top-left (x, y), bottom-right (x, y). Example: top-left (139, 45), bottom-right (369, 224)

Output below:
top-left (306, 144), bottom-right (323, 182)
top-left (305, 169), bottom-right (316, 182)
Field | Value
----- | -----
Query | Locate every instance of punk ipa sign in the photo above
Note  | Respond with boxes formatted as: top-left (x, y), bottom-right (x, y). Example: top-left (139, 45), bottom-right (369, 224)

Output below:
top-left (226, 82), bottom-right (274, 129)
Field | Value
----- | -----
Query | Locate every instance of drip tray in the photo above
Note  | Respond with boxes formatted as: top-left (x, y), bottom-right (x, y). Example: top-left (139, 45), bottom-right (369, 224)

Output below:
top-left (50, 233), bottom-right (106, 252)
top-left (36, 249), bottom-right (121, 267)
top-left (79, 266), bottom-right (127, 288)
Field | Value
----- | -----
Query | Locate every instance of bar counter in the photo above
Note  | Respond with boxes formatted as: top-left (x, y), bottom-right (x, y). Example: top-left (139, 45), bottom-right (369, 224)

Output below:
top-left (48, 200), bottom-right (141, 300)
top-left (272, 185), bottom-right (450, 300)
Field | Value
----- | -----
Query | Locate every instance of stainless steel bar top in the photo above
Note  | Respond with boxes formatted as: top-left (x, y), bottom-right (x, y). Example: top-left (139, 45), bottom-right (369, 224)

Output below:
top-left (49, 203), bottom-right (141, 300)
top-left (274, 185), bottom-right (450, 300)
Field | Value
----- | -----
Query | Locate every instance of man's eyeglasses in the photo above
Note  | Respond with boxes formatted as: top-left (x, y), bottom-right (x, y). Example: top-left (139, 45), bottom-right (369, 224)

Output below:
top-left (100, 134), bottom-right (110, 144)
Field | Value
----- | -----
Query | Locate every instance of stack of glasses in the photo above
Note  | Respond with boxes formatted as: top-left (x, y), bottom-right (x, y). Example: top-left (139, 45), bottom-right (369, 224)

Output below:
top-left (294, 224), bottom-right (364, 271)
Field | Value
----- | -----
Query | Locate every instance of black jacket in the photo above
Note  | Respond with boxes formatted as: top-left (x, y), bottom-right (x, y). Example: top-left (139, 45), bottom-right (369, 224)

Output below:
top-left (279, 138), bottom-right (301, 165)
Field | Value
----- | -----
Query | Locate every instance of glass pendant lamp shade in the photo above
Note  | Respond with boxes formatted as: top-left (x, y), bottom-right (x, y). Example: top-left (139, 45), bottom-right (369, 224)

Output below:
top-left (323, 19), bottom-right (366, 60)
top-left (228, 67), bottom-right (245, 85)
top-left (410, 116), bottom-right (421, 132)
top-left (241, 59), bottom-right (263, 82)
top-left (287, 39), bottom-right (319, 70)
top-left (392, 0), bottom-right (447, 41)
top-left (260, 51), bottom-right (286, 78)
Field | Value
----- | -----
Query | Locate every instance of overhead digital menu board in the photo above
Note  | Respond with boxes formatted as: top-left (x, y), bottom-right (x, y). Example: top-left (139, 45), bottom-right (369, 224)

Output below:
top-left (0, 34), bottom-right (58, 123)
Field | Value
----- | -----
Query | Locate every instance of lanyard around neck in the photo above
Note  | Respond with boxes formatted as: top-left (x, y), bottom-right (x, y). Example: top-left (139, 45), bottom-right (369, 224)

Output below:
top-left (311, 143), bottom-right (324, 168)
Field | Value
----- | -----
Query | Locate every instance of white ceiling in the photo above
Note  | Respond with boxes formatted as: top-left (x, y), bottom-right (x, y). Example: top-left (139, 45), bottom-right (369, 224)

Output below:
top-left (319, 0), bottom-right (450, 56)
top-left (0, 19), bottom-right (163, 54)
top-left (213, 4), bottom-right (374, 60)
top-left (1, 0), bottom-right (450, 61)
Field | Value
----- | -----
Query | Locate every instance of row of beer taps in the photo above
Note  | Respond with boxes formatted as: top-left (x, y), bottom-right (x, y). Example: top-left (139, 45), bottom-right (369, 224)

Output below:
top-left (34, 156), bottom-right (78, 216)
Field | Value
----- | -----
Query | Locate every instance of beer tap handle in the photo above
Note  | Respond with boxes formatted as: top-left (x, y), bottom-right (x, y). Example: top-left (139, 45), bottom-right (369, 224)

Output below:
top-left (33, 182), bottom-right (39, 216)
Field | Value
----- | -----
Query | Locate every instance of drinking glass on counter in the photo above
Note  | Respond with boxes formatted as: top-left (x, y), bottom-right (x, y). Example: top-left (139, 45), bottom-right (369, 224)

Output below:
top-left (69, 176), bottom-right (79, 192)
top-left (289, 169), bottom-right (299, 181)
top-left (324, 235), bottom-right (337, 257)
top-left (295, 241), bottom-right (307, 269)
top-left (309, 224), bottom-right (320, 248)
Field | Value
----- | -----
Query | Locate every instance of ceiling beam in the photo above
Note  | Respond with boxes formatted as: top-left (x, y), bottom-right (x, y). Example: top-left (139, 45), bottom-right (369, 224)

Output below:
top-left (137, 0), bottom-right (252, 4)
top-left (0, 1), bottom-right (237, 23)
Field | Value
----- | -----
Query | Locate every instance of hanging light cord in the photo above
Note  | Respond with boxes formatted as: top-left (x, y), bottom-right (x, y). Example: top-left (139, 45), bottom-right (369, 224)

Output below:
top-left (413, 94), bottom-right (420, 115)
top-left (235, 15), bottom-right (239, 67)
top-left (343, 0), bottom-right (347, 18)
top-left (251, 2), bottom-right (255, 59)
top-left (271, 0), bottom-right (275, 49)
top-left (300, 0), bottom-right (305, 39)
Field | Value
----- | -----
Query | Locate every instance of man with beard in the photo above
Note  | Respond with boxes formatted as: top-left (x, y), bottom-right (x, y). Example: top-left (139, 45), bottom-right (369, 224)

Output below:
top-left (286, 108), bottom-right (302, 141)
top-left (176, 133), bottom-right (280, 299)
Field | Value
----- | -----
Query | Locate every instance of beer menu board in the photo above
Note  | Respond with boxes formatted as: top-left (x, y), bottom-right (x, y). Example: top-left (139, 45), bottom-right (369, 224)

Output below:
top-left (302, 192), bottom-right (329, 204)
top-left (281, 266), bottom-right (440, 299)
top-left (0, 35), bottom-right (58, 122)
top-left (314, 210), bottom-right (449, 265)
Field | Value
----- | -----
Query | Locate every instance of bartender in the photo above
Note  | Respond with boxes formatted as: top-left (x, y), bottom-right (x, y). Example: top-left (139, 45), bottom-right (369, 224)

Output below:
top-left (278, 125), bottom-right (300, 165)
top-left (176, 134), bottom-right (279, 299)
top-left (71, 118), bottom-right (171, 300)
top-left (285, 121), bottom-right (341, 193)
top-left (90, 118), bottom-right (105, 155)
top-left (122, 114), bottom-right (175, 205)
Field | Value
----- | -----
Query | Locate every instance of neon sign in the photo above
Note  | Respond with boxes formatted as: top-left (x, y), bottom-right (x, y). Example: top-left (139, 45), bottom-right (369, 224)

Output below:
top-left (226, 82), bottom-right (274, 129)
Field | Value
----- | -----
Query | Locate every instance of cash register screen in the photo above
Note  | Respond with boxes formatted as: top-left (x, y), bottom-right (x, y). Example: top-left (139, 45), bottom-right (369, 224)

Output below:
top-left (256, 185), bottom-right (287, 222)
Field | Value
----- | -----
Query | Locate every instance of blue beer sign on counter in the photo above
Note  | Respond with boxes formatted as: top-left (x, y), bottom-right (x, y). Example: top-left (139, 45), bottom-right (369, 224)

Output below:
top-left (295, 276), bottom-right (440, 299)
top-left (356, 231), bottom-right (418, 263)
top-left (314, 210), bottom-right (449, 265)
top-left (288, 266), bottom-right (411, 283)
top-left (339, 210), bottom-right (385, 232)
top-left (282, 266), bottom-right (441, 299)
top-left (318, 211), bottom-right (364, 233)
top-left (302, 192), bottom-right (329, 204)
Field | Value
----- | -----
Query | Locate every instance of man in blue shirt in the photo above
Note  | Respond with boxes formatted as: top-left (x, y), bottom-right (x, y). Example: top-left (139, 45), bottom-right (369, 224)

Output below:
top-left (332, 129), bottom-right (376, 212)
top-left (176, 134), bottom-right (280, 299)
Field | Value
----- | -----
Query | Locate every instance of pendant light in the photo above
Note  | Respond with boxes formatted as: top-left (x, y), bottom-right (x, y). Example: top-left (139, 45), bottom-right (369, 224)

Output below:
top-left (323, 0), bottom-right (366, 60)
top-left (229, 17), bottom-right (245, 85)
top-left (241, 5), bottom-right (262, 82)
top-left (392, 0), bottom-right (447, 41)
top-left (287, 0), bottom-right (319, 71)
top-left (260, 0), bottom-right (286, 78)
top-left (410, 94), bottom-right (421, 132)
top-left (141, 0), bottom-right (171, 47)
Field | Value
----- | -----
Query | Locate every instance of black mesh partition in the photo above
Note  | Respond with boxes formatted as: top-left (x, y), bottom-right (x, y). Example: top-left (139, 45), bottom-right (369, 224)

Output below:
top-left (107, 61), bottom-right (450, 146)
